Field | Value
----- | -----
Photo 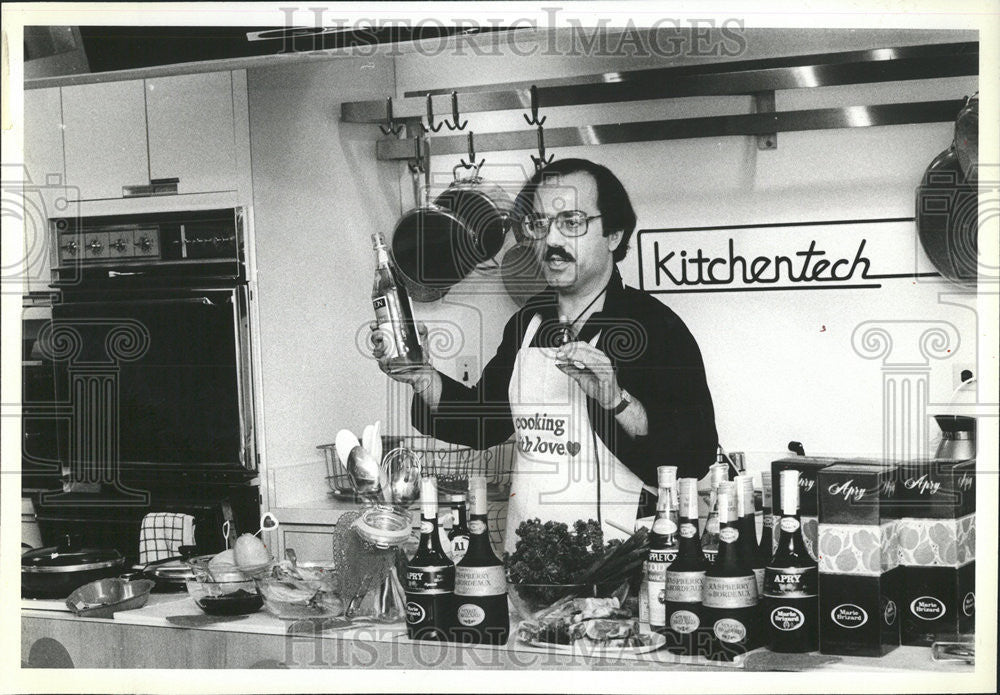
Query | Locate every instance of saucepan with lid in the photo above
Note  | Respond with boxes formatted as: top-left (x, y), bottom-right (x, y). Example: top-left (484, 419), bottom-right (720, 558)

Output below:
top-left (21, 535), bottom-right (126, 599)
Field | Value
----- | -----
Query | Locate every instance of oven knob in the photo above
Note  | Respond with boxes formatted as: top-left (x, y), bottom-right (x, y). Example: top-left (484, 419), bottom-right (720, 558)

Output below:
top-left (61, 240), bottom-right (79, 255)
top-left (110, 238), bottom-right (128, 253)
top-left (134, 236), bottom-right (153, 251)
top-left (88, 239), bottom-right (104, 254)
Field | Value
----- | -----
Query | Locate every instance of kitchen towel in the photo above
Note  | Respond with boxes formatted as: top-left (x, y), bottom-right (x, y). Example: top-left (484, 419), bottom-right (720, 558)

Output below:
top-left (138, 512), bottom-right (196, 564)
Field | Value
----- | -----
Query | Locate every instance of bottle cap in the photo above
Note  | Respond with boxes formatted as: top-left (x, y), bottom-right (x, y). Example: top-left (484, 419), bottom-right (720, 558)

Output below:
top-left (445, 493), bottom-right (466, 503)
top-left (717, 489), bottom-right (735, 525)
top-left (657, 466), bottom-right (677, 488)
top-left (420, 476), bottom-right (438, 518)
top-left (678, 478), bottom-right (699, 519)
top-left (780, 469), bottom-right (800, 515)
top-left (468, 476), bottom-right (488, 515)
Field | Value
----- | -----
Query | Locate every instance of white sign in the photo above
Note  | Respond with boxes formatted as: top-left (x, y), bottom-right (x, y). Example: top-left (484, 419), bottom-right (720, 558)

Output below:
top-left (637, 220), bottom-right (938, 293)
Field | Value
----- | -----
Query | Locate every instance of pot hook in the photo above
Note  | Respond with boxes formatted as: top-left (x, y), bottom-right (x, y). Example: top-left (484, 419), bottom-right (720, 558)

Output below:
top-left (457, 131), bottom-right (485, 175)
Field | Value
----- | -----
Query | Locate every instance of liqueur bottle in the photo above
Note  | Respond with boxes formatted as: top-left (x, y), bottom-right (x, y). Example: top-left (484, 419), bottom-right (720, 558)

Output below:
top-left (404, 476), bottom-right (454, 641)
top-left (371, 232), bottom-right (424, 367)
top-left (663, 477), bottom-right (709, 655)
top-left (736, 474), bottom-right (766, 595)
top-left (452, 476), bottom-right (510, 646)
top-left (701, 487), bottom-right (759, 661)
top-left (763, 469), bottom-right (819, 653)
top-left (760, 471), bottom-right (775, 559)
top-left (446, 493), bottom-right (470, 564)
top-left (647, 466), bottom-right (679, 634)
top-left (700, 462), bottom-right (730, 565)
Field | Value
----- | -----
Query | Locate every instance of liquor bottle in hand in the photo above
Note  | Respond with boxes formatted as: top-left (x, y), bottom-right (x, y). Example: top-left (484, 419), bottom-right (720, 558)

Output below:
top-left (452, 476), bottom-right (509, 645)
top-left (763, 469), bottom-right (819, 653)
top-left (404, 476), bottom-right (454, 641)
top-left (647, 466), bottom-right (679, 635)
top-left (372, 232), bottom-right (424, 368)
top-left (446, 493), bottom-right (470, 564)
top-left (701, 485), bottom-right (759, 661)
top-left (663, 477), bottom-right (709, 655)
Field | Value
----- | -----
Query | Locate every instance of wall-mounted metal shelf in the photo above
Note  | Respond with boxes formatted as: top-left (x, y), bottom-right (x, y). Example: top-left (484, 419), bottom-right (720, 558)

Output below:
top-left (339, 41), bottom-right (977, 160)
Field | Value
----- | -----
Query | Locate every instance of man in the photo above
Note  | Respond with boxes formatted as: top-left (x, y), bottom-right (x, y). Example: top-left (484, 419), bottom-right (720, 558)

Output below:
top-left (372, 158), bottom-right (718, 551)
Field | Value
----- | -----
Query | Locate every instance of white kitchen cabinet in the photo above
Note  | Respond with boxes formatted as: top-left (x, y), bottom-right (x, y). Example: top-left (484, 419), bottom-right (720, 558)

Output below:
top-left (61, 80), bottom-right (149, 200)
top-left (59, 71), bottom-right (243, 201)
top-left (22, 87), bottom-right (65, 293)
top-left (145, 72), bottom-right (238, 195)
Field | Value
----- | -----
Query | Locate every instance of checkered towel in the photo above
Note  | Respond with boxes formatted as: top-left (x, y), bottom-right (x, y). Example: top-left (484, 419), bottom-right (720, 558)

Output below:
top-left (138, 512), bottom-right (195, 564)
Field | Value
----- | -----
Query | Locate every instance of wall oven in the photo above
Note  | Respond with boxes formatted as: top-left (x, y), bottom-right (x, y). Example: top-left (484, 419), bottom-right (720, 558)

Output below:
top-left (28, 208), bottom-right (260, 562)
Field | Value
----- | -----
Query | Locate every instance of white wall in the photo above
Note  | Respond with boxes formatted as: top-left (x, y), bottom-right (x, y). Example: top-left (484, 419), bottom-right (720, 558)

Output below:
top-left (247, 29), bottom-right (980, 504)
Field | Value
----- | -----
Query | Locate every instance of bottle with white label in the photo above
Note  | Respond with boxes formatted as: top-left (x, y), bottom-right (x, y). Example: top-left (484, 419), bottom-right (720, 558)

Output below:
top-left (701, 484), bottom-right (759, 661)
top-left (736, 475), bottom-right (766, 596)
top-left (647, 466), bottom-right (679, 634)
top-left (663, 477), bottom-right (709, 655)
top-left (404, 476), bottom-right (454, 641)
top-left (700, 462), bottom-right (729, 565)
top-left (763, 469), bottom-right (819, 653)
top-left (446, 493), bottom-right (470, 564)
top-left (452, 476), bottom-right (509, 646)
top-left (371, 232), bottom-right (424, 368)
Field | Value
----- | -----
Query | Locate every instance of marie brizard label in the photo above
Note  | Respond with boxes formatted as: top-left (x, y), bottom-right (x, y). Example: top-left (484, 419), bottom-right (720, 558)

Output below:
top-left (770, 606), bottom-right (805, 632)
top-left (405, 565), bottom-right (455, 595)
top-left (454, 565), bottom-right (506, 597)
top-left (405, 601), bottom-right (426, 624)
top-left (702, 575), bottom-right (757, 608)
top-left (665, 570), bottom-right (705, 603)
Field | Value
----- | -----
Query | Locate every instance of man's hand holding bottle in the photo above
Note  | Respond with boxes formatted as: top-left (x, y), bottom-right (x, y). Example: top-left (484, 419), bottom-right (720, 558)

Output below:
top-left (369, 320), bottom-right (442, 407)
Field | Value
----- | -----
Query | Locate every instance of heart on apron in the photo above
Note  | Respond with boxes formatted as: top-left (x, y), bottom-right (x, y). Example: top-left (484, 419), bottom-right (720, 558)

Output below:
top-left (566, 441), bottom-right (581, 457)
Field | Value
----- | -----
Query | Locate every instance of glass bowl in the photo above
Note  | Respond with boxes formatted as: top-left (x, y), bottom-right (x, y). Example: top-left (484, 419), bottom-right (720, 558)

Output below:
top-left (255, 562), bottom-right (345, 619)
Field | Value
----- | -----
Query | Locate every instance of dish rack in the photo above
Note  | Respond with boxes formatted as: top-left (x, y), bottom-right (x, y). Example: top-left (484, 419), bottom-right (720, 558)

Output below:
top-left (318, 435), bottom-right (515, 501)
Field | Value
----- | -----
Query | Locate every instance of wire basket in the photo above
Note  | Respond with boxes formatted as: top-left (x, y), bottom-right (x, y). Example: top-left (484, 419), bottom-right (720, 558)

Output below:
top-left (318, 435), bottom-right (515, 499)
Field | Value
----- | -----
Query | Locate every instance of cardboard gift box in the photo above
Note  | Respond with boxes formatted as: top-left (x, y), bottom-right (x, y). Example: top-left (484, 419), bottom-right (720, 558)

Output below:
top-left (817, 461), bottom-right (901, 657)
top-left (894, 458), bottom-right (976, 645)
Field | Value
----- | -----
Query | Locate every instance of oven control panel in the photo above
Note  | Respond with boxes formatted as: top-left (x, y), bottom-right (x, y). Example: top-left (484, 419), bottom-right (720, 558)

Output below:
top-left (59, 227), bottom-right (161, 264)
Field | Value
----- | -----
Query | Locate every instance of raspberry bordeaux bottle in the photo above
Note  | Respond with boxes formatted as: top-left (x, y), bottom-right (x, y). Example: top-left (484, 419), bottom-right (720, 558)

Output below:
top-left (452, 476), bottom-right (509, 645)
top-left (404, 476), bottom-right (455, 641)
top-left (701, 483), bottom-right (760, 661)
top-left (763, 469), bottom-right (819, 652)
top-left (662, 477), bottom-right (709, 655)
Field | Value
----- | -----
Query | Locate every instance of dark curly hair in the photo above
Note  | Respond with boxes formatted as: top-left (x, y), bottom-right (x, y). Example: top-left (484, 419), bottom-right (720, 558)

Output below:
top-left (513, 158), bottom-right (637, 263)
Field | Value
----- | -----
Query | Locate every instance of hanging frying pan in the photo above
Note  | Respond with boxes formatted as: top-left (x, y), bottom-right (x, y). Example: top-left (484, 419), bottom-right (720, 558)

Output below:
top-left (915, 94), bottom-right (978, 288)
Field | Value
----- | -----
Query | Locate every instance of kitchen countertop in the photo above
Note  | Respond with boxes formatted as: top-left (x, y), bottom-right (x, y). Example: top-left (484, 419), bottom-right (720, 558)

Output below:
top-left (21, 597), bottom-right (975, 672)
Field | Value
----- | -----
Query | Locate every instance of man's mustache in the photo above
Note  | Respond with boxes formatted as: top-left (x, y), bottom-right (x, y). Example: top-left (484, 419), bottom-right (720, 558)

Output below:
top-left (544, 246), bottom-right (575, 262)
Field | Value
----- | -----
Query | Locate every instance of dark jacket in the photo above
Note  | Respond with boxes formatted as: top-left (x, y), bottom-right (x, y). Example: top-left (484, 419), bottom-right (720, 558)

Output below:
top-left (411, 267), bottom-right (719, 486)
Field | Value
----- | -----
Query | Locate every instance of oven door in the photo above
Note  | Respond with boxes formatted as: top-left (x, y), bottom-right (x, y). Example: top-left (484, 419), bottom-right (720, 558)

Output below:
top-left (48, 286), bottom-right (256, 478)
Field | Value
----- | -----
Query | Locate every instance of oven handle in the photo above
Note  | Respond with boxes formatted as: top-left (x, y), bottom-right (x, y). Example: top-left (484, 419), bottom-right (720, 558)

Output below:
top-left (58, 296), bottom-right (228, 307)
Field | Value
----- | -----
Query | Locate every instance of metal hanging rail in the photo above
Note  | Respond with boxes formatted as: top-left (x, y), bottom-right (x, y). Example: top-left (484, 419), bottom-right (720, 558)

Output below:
top-left (340, 42), bottom-right (977, 123)
top-left (374, 99), bottom-right (966, 161)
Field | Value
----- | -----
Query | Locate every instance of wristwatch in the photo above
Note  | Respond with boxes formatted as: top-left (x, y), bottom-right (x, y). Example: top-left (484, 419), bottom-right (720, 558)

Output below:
top-left (611, 389), bottom-right (632, 416)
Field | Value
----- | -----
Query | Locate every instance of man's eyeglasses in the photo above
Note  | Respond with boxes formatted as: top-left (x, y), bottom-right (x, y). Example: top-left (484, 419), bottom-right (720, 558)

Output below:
top-left (521, 211), bottom-right (602, 239)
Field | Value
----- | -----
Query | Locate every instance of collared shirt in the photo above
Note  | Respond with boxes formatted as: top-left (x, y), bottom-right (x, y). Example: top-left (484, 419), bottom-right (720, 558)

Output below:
top-left (411, 266), bottom-right (719, 485)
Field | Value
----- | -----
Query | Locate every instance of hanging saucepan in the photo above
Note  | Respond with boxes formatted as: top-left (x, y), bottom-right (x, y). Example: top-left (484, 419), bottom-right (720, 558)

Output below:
top-left (391, 164), bottom-right (513, 302)
top-left (22, 535), bottom-right (126, 599)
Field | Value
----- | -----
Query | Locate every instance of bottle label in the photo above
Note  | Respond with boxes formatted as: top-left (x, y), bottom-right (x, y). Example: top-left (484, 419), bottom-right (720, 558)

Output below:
top-left (780, 517), bottom-right (800, 533)
top-left (763, 514), bottom-right (776, 529)
top-left (770, 606), bottom-right (805, 632)
top-left (713, 617), bottom-right (748, 644)
top-left (763, 565), bottom-right (817, 598)
top-left (457, 603), bottom-right (487, 626)
top-left (455, 565), bottom-right (506, 597)
top-left (669, 609), bottom-right (700, 634)
top-left (648, 549), bottom-right (676, 566)
top-left (450, 536), bottom-right (469, 563)
top-left (652, 518), bottom-right (677, 536)
top-left (753, 567), bottom-right (765, 596)
top-left (373, 296), bottom-right (399, 359)
top-left (702, 575), bottom-right (757, 608)
top-left (679, 522), bottom-right (697, 539)
top-left (405, 565), bottom-right (455, 595)
top-left (469, 520), bottom-right (487, 534)
top-left (665, 570), bottom-right (705, 603)
top-left (420, 521), bottom-right (433, 535)
top-left (405, 601), bottom-right (426, 624)
top-left (719, 527), bottom-right (739, 543)
top-left (648, 584), bottom-right (666, 627)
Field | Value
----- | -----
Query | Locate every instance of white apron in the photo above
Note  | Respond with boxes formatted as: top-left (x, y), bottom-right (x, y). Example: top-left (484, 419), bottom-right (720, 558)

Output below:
top-left (504, 313), bottom-right (643, 555)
